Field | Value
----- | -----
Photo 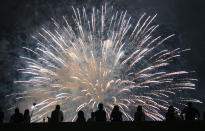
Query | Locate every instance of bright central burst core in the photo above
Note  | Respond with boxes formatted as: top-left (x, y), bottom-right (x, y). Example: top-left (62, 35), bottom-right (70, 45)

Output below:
top-left (13, 5), bottom-right (201, 122)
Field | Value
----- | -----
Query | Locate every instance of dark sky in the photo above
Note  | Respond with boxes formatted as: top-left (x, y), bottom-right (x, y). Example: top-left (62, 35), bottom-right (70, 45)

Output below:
top-left (0, 0), bottom-right (205, 120)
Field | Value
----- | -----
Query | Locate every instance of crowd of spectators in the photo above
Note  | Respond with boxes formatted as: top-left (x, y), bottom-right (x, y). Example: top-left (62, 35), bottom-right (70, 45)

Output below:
top-left (0, 102), bottom-right (203, 124)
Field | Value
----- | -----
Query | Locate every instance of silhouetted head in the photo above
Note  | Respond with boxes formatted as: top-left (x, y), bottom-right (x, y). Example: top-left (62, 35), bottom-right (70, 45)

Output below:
top-left (15, 108), bottom-right (19, 114)
top-left (24, 109), bottom-right (29, 115)
top-left (137, 105), bottom-right (143, 112)
top-left (91, 112), bottom-right (95, 118)
top-left (113, 105), bottom-right (119, 111)
top-left (33, 103), bottom-right (37, 106)
top-left (168, 106), bottom-right (175, 112)
top-left (187, 102), bottom-right (192, 108)
top-left (98, 103), bottom-right (104, 110)
top-left (56, 105), bottom-right (60, 110)
top-left (78, 110), bottom-right (84, 118)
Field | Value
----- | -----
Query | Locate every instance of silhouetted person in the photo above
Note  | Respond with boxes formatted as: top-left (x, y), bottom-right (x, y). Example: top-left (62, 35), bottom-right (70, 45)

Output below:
top-left (10, 108), bottom-right (24, 124)
top-left (203, 112), bottom-right (205, 120)
top-left (76, 110), bottom-right (86, 123)
top-left (110, 105), bottom-right (122, 122)
top-left (165, 106), bottom-right (178, 121)
top-left (134, 105), bottom-right (145, 121)
top-left (0, 107), bottom-right (4, 124)
top-left (50, 105), bottom-right (64, 123)
top-left (181, 102), bottom-right (200, 120)
top-left (95, 103), bottom-right (106, 122)
top-left (87, 112), bottom-right (95, 122)
top-left (24, 109), bottom-right (31, 123)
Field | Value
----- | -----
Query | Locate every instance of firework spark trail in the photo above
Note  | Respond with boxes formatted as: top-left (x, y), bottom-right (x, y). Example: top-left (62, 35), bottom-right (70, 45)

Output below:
top-left (13, 4), bottom-right (201, 122)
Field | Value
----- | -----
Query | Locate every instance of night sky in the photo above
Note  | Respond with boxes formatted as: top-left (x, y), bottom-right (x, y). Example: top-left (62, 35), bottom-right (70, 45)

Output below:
top-left (0, 0), bottom-right (205, 121)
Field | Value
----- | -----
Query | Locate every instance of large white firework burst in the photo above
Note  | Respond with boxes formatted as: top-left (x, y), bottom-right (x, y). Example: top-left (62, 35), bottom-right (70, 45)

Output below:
top-left (13, 4), bottom-right (201, 122)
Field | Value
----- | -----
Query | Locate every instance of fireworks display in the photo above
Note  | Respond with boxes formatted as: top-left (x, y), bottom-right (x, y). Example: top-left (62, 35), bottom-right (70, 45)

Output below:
top-left (11, 4), bottom-right (201, 122)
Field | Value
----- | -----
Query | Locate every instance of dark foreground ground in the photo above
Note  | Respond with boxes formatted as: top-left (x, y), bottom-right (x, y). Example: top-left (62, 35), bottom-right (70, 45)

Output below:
top-left (0, 121), bottom-right (205, 131)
